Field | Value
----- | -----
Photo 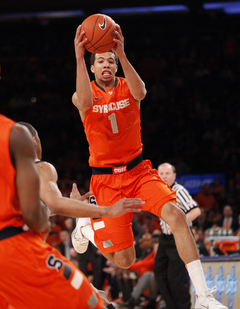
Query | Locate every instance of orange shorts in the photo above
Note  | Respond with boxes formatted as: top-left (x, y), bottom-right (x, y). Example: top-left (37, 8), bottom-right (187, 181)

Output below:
top-left (0, 231), bottom-right (103, 309)
top-left (0, 295), bottom-right (14, 309)
top-left (90, 160), bottom-right (176, 254)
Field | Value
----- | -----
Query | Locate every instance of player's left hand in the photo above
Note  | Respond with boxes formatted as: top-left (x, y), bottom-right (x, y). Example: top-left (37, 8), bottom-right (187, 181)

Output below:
top-left (74, 24), bottom-right (88, 59)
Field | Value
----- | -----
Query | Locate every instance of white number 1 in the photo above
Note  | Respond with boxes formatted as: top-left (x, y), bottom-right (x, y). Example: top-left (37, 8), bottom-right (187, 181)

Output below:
top-left (108, 113), bottom-right (119, 134)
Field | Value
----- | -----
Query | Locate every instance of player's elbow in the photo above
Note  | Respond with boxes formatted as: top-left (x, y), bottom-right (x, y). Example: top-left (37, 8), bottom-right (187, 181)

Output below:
top-left (44, 197), bottom-right (60, 215)
top-left (135, 86), bottom-right (147, 101)
top-left (22, 204), bottom-right (49, 232)
top-left (81, 99), bottom-right (93, 111)
top-left (72, 92), bottom-right (92, 112)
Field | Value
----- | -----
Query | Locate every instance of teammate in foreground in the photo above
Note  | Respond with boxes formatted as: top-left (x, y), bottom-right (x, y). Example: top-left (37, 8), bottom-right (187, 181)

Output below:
top-left (71, 23), bottom-right (228, 309)
top-left (19, 121), bottom-right (144, 309)
top-left (0, 115), bottom-right (103, 308)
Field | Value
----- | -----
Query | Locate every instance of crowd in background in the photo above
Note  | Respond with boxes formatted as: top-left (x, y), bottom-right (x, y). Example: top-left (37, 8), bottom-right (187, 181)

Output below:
top-left (1, 9), bottom-right (240, 306)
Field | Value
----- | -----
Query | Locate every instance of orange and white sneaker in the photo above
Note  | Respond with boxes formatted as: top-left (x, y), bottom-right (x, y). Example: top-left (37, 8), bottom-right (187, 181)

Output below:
top-left (71, 217), bottom-right (90, 254)
top-left (195, 287), bottom-right (228, 309)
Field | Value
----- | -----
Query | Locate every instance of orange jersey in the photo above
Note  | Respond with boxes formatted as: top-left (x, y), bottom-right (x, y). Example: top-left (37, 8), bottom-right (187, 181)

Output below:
top-left (83, 77), bottom-right (143, 167)
top-left (0, 115), bottom-right (104, 309)
top-left (0, 231), bottom-right (104, 309)
top-left (0, 115), bottom-right (24, 230)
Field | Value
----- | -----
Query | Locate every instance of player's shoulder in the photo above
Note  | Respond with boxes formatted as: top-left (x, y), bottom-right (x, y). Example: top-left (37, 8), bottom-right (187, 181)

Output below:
top-left (11, 122), bottom-right (32, 140)
top-left (9, 123), bottom-right (35, 159)
top-left (35, 160), bottom-right (57, 177)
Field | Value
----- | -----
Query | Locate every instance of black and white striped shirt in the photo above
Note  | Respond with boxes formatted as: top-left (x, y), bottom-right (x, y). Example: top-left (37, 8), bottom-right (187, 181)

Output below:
top-left (160, 181), bottom-right (198, 235)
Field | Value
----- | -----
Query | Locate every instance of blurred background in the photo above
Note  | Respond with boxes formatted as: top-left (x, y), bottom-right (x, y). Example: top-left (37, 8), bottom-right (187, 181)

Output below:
top-left (1, 0), bottom-right (240, 210)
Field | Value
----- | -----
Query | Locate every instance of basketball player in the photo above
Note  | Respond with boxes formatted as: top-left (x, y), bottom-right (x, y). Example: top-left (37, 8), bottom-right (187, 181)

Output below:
top-left (18, 121), bottom-right (144, 309)
top-left (0, 115), bottom-right (104, 309)
top-left (71, 23), bottom-right (228, 309)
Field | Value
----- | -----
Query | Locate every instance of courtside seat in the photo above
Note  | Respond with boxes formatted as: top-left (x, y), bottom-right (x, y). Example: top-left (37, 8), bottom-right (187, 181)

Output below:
top-left (215, 240), bottom-right (240, 255)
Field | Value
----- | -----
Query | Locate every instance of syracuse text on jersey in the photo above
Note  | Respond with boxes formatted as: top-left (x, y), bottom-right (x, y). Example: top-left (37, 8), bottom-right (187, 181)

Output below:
top-left (92, 98), bottom-right (130, 113)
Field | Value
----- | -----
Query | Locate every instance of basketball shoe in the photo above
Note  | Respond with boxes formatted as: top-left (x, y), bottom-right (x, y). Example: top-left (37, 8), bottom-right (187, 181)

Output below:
top-left (71, 217), bottom-right (90, 253)
top-left (195, 287), bottom-right (228, 309)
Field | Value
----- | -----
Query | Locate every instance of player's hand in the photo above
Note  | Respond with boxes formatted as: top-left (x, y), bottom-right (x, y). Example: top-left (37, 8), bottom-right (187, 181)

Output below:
top-left (70, 183), bottom-right (92, 202)
top-left (108, 197), bottom-right (144, 217)
top-left (74, 24), bottom-right (88, 59)
top-left (113, 24), bottom-right (124, 55)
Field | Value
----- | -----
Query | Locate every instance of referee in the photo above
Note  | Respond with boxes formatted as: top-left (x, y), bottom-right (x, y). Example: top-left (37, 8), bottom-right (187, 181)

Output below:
top-left (154, 163), bottom-right (201, 309)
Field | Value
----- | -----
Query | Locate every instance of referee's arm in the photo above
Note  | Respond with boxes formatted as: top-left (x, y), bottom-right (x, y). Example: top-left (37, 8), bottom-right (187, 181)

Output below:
top-left (176, 186), bottom-right (201, 222)
top-left (186, 207), bottom-right (201, 223)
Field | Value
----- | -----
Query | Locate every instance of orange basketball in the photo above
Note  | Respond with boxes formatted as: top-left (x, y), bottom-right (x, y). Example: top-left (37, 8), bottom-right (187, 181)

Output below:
top-left (81, 14), bottom-right (117, 53)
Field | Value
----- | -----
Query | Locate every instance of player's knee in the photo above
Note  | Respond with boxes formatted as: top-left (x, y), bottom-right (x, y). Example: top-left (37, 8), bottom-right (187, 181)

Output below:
top-left (163, 202), bottom-right (188, 230)
top-left (115, 249), bottom-right (135, 269)
top-left (117, 255), bottom-right (134, 269)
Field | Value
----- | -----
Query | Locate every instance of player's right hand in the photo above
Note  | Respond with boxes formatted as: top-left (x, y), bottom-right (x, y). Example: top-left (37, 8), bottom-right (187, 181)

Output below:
top-left (108, 198), bottom-right (144, 217)
top-left (74, 24), bottom-right (88, 59)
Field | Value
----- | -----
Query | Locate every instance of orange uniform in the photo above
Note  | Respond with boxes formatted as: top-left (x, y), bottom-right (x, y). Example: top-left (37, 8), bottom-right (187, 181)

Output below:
top-left (84, 77), bottom-right (143, 167)
top-left (0, 115), bottom-right (103, 309)
top-left (82, 78), bottom-right (176, 254)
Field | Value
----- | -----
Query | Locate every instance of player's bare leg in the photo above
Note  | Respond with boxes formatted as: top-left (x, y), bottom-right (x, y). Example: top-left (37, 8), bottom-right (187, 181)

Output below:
top-left (72, 217), bottom-right (135, 268)
top-left (103, 245), bottom-right (135, 269)
top-left (160, 202), bottom-right (199, 264)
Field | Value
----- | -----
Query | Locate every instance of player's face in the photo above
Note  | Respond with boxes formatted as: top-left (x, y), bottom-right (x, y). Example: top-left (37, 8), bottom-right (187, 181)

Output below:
top-left (158, 164), bottom-right (176, 187)
top-left (91, 52), bottom-right (117, 84)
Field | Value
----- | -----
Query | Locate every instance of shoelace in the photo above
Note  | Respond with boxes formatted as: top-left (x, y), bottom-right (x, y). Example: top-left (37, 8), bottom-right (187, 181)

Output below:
top-left (74, 230), bottom-right (88, 242)
top-left (203, 287), bottom-right (219, 303)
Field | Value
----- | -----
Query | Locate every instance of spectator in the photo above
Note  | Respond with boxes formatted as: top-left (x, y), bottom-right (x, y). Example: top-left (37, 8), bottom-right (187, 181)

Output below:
top-left (132, 214), bottom-right (144, 259)
top-left (210, 178), bottom-right (225, 211)
top-left (195, 183), bottom-right (219, 212)
top-left (225, 178), bottom-right (239, 207)
top-left (58, 228), bottom-right (72, 260)
top-left (46, 216), bottom-right (62, 247)
top-left (119, 230), bottom-right (161, 309)
top-left (192, 207), bottom-right (212, 231)
top-left (217, 205), bottom-right (239, 233)
top-left (191, 226), bottom-right (209, 257)
top-left (235, 214), bottom-right (240, 237)
top-left (78, 243), bottom-right (105, 290)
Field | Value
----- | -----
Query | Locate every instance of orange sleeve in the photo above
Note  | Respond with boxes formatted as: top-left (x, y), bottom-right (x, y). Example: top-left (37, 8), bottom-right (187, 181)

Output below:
top-left (129, 251), bottom-right (155, 276)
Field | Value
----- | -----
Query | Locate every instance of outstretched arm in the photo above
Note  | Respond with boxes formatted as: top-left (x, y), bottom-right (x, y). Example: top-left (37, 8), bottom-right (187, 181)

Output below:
top-left (113, 24), bottom-right (147, 105)
top-left (36, 162), bottom-right (144, 218)
top-left (73, 25), bottom-right (93, 117)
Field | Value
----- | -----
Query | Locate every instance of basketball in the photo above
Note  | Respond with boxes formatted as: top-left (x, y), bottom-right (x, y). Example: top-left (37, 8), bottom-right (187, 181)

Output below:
top-left (81, 14), bottom-right (117, 53)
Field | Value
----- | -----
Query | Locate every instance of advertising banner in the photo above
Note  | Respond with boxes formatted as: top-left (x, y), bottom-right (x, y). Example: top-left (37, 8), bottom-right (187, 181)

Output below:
top-left (190, 258), bottom-right (239, 309)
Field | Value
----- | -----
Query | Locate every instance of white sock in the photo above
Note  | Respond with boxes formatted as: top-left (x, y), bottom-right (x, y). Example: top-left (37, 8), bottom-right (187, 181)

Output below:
top-left (186, 260), bottom-right (208, 297)
top-left (76, 216), bottom-right (91, 227)
top-left (82, 224), bottom-right (97, 247)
